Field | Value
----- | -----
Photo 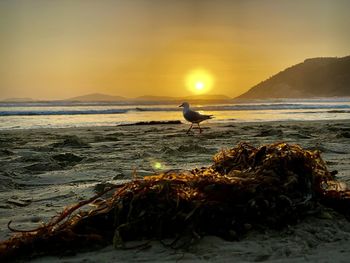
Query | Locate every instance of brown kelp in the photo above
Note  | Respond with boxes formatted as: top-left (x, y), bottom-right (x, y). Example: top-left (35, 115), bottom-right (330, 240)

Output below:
top-left (1, 142), bottom-right (350, 261)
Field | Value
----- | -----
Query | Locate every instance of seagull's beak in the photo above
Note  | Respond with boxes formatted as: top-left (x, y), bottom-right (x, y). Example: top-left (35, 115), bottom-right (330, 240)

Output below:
top-left (179, 103), bottom-right (183, 107)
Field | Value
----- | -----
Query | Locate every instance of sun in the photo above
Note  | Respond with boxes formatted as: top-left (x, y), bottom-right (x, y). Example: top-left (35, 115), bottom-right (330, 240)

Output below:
top-left (195, 82), bottom-right (204, 90)
top-left (185, 69), bottom-right (214, 94)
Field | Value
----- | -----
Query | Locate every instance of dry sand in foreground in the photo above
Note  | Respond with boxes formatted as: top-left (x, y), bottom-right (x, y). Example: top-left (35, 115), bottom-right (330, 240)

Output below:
top-left (1, 120), bottom-right (350, 262)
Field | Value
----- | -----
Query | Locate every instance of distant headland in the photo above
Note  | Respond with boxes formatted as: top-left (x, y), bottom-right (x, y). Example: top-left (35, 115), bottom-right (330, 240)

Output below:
top-left (236, 56), bottom-right (350, 99)
top-left (1, 93), bottom-right (232, 104)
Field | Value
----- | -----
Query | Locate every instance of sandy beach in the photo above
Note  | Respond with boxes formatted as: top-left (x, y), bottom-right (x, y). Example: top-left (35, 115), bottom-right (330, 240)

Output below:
top-left (1, 119), bottom-right (350, 262)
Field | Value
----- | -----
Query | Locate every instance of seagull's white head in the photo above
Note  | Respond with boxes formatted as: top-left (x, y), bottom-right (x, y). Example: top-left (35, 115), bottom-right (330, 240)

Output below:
top-left (179, 102), bottom-right (190, 109)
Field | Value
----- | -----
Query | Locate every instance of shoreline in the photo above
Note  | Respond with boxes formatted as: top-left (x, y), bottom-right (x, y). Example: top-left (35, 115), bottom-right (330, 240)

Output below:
top-left (2, 117), bottom-right (350, 132)
top-left (1, 119), bottom-right (350, 262)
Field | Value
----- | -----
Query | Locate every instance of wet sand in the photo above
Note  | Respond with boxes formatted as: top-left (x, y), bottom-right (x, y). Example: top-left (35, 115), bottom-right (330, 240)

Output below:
top-left (1, 119), bottom-right (350, 262)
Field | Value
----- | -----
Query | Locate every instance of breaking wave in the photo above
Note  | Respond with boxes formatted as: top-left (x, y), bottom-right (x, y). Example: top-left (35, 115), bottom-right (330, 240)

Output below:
top-left (1, 101), bottom-right (350, 117)
top-left (0, 109), bottom-right (128, 116)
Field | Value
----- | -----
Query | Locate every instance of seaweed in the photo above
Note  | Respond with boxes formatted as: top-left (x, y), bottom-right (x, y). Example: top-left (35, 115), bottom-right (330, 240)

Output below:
top-left (1, 142), bottom-right (350, 262)
top-left (118, 120), bottom-right (182, 126)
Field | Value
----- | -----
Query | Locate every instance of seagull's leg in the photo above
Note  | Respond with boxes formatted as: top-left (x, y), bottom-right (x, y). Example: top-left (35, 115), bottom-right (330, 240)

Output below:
top-left (198, 123), bottom-right (202, 133)
top-left (186, 124), bottom-right (193, 134)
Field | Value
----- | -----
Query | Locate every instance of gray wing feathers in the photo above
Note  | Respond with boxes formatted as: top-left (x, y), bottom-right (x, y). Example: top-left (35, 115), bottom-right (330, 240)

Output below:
top-left (184, 109), bottom-right (213, 123)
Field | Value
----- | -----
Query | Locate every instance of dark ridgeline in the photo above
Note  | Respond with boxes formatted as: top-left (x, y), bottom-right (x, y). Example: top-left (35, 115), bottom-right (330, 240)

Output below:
top-left (65, 94), bottom-right (232, 105)
top-left (67, 93), bottom-right (126, 102)
top-left (237, 56), bottom-right (350, 99)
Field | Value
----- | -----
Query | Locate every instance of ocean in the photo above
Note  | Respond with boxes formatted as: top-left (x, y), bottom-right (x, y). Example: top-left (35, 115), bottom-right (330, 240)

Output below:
top-left (1, 98), bottom-right (350, 130)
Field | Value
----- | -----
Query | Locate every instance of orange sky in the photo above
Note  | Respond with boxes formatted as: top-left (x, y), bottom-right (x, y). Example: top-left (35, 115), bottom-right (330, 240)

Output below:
top-left (1, 0), bottom-right (349, 100)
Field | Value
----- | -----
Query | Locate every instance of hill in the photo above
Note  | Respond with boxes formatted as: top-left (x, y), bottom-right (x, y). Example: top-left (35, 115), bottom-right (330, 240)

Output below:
top-left (65, 93), bottom-right (231, 103)
top-left (135, 94), bottom-right (231, 101)
top-left (2, 97), bottom-right (34, 102)
top-left (184, 94), bottom-right (231, 101)
top-left (67, 93), bottom-right (126, 102)
top-left (237, 56), bottom-right (350, 99)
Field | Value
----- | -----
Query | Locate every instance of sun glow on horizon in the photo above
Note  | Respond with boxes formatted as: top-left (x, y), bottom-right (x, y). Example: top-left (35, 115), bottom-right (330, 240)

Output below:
top-left (186, 69), bottom-right (214, 94)
top-left (195, 82), bottom-right (204, 90)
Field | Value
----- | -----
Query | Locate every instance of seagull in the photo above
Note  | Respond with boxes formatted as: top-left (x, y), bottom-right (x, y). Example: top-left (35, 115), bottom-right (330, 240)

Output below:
top-left (179, 102), bottom-right (213, 134)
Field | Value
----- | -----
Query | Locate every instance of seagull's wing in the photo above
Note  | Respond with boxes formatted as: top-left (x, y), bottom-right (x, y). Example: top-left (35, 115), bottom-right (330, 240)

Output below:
top-left (201, 114), bottom-right (214, 119)
top-left (184, 109), bottom-right (213, 123)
